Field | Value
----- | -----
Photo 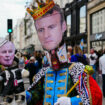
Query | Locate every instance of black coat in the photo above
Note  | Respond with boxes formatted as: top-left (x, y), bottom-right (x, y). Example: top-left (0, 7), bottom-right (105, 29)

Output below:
top-left (0, 65), bottom-right (25, 96)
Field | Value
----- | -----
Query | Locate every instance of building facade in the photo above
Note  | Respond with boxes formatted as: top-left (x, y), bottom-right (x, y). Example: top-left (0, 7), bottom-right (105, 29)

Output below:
top-left (63, 0), bottom-right (88, 50)
top-left (12, 19), bottom-right (25, 51)
top-left (54, 0), bottom-right (73, 8)
top-left (87, 0), bottom-right (105, 52)
top-left (23, 12), bottom-right (43, 54)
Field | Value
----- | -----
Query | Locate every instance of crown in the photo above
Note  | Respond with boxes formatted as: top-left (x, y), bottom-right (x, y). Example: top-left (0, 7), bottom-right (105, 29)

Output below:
top-left (26, 0), bottom-right (55, 20)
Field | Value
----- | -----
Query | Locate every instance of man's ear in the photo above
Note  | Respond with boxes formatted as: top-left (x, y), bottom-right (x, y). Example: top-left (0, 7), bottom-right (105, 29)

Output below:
top-left (62, 21), bottom-right (67, 33)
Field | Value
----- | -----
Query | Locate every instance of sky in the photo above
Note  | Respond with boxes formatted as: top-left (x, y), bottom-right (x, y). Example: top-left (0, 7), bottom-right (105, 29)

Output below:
top-left (0, 0), bottom-right (86, 38)
top-left (0, 0), bottom-right (30, 38)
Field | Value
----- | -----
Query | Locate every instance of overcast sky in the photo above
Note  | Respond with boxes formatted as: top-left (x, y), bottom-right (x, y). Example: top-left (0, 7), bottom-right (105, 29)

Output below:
top-left (0, 0), bottom-right (29, 38)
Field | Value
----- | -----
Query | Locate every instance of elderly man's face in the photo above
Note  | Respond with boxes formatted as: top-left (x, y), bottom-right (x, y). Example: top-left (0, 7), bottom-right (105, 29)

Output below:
top-left (90, 49), bottom-right (94, 54)
top-left (0, 42), bottom-right (15, 66)
top-left (35, 11), bottom-right (66, 50)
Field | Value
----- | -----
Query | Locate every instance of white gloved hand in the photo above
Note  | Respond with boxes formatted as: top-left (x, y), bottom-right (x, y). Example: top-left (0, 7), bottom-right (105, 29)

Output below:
top-left (54, 97), bottom-right (71, 105)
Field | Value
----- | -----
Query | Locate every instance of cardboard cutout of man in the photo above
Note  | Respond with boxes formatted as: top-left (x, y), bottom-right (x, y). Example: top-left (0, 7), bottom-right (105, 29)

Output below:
top-left (26, 1), bottom-right (102, 105)
top-left (0, 39), bottom-right (29, 105)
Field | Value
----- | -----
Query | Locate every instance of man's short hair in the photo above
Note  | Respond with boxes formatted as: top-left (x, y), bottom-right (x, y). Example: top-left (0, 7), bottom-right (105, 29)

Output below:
top-left (0, 39), bottom-right (8, 48)
top-left (0, 40), bottom-right (15, 52)
top-left (30, 56), bottom-right (35, 61)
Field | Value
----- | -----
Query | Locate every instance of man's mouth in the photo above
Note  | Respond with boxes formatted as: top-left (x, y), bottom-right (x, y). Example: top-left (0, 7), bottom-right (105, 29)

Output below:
top-left (5, 59), bottom-right (10, 61)
top-left (44, 40), bottom-right (53, 44)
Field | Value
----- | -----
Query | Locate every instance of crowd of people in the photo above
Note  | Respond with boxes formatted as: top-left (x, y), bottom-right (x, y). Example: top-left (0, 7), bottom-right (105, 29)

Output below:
top-left (15, 51), bottom-right (50, 85)
top-left (15, 44), bottom-right (105, 100)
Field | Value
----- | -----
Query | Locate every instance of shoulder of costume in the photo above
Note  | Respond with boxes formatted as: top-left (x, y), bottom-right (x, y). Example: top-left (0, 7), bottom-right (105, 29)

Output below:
top-left (34, 66), bottom-right (49, 79)
top-left (68, 62), bottom-right (85, 75)
top-left (68, 62), bottom-right (94, 76)
top-left (27, 66), bottom-right (49, 91)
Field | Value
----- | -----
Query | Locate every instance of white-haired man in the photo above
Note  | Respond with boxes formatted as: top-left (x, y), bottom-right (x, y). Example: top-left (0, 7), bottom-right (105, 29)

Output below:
top-left (0, 39), bottom-right (29, 105)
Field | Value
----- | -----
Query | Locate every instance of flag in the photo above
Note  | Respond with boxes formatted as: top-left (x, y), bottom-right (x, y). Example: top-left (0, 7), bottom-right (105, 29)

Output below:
top-left (80, 39), bottom-right (84, 50)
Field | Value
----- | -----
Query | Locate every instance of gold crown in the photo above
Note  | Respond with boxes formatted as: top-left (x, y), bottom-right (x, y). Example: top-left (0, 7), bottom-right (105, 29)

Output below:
top-left (27, 0), bottom-right (55, 20)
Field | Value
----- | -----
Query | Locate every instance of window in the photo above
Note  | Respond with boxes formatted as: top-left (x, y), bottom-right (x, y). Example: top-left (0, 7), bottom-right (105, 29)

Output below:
top-left (91, 9), bottom-right (105, 34)
top-left (66, 14), bottom-right (71, 37)
top-left (79, 5), bottom-right (86, 33)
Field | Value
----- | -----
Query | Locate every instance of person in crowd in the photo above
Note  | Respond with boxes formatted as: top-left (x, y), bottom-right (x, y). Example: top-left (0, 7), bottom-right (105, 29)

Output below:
top-left (71, 45), bottom-right (88, 65)
top-left (67, 46), bottom-right (73, 55)
top-left (18, 58), bottom-right (25, 69)
top-left (0, 39), bottom-right (29, 105)
top-left (88, 48), bottom-right (98, 80)
top-left (35, 51), bottom-right (42, 69)
top-left (67, 52), bottom-right (71, 63)
top-left (21, 54), bottom-right (29, 65)
top-left (99, 49), bottom-right (105, 98)
top-left (25, 56), bottom-right (39, 84)
top-left (42, 51), bottom-right (50, 67)
top-left (26, 0), bottom-right (102, 105)
top-left (67, 46), bottom-right (73, 63)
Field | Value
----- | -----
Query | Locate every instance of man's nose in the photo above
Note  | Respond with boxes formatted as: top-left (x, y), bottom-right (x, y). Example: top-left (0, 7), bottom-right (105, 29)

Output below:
top-left (44, 29), bottom-right (50, 38)
top-left (5, 52), bottom-right (10, 57)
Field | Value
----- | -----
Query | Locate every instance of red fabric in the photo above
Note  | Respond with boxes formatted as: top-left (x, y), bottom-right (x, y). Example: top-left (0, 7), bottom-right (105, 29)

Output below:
top-left (25, 60), bottom-right (29, 65)
top-left (89, 76), bottom-right (102, 105)
top-left (36, 99), bottom-right (43, 105)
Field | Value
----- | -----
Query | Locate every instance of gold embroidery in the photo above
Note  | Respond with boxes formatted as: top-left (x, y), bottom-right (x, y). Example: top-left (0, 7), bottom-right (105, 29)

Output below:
top-left (59, 72), bottom-right (66, 76)
top-left (47, 80), bottom-right (53, 83)
top-left (57, 94), bottom-right (65, 98)
top-left (58, 87), bottom-right (66, 90)
top-left (87, 74), bottom-right (92, 105)
top-left (46, 87), bottom-right (53, 90)
top-left (44, 102), bottom-right (51, 105)
top-left (46, 74), bottom-right (54, 77)
top-left (76, 95), bottom-right (80, 98)
top-left (45, 95), bottom-right (51, 98)
top-left (44, 70), bottom-right (53, 105)
top-left (44, 68), bottom-right (68, 105)
top-left (58, 79), bottom-right (66, 83)
top-left (79, 102), bottom-right (83, 105)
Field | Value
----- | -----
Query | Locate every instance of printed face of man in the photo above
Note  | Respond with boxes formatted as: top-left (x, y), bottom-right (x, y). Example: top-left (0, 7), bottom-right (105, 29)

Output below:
top-left (0, 42), bottom-right (15, 66)
top-left (35, 11), bottom-right (66, 50)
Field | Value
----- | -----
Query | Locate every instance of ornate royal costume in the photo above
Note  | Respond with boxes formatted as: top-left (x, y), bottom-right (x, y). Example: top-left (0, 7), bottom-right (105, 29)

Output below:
top-left (26, 0), bottom-right (102, 104)
top-left (27, 44), bottom-right (102, 105)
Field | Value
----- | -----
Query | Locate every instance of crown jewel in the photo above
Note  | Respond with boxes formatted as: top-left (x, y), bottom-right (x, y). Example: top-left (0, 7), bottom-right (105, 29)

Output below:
top-left (26, 0), bottom-right (55, 20)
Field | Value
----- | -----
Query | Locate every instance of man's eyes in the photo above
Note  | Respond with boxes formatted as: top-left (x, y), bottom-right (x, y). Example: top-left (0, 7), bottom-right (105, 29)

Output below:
top-left (38, 28), bottom-right (44, 32)
top-left (2, 51), bottom-right (6, 53)
top-left (37, 25), bottom-right (56, 32)
top-left (9, 50), bottom-right (13, 53)
top-left (1, 50), bottom-right (13, 53)
top-left (49, 25), bottom-right (55, 29)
